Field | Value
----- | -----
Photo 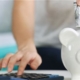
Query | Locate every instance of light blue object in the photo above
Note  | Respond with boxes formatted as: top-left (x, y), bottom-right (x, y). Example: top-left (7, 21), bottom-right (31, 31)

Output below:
top-left (0, 45), bottom-right (18, 71)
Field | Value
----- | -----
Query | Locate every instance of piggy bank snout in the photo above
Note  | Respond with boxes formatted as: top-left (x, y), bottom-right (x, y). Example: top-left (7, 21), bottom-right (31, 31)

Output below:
top-left (59, 28), bottom-right (79, 47)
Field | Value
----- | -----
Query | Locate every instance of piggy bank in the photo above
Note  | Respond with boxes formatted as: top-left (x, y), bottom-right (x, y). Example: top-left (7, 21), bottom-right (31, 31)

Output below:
top-left (59, 28), bottom-right (80, 80)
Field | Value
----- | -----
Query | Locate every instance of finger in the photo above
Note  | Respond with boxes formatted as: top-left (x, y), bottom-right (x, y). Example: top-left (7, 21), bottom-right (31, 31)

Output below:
top-left (30, 54), bottom-right (42, 70)
top-left (2, 54), bottom-right (14, 68)
top-left (18, 53), bottom-right (32, 75)
top-left (15, 61), bottom-right (21, 65)
top-left (8, 52), bottom-right (23, 73)
top-left (8, 56), bottom-right (17, 72)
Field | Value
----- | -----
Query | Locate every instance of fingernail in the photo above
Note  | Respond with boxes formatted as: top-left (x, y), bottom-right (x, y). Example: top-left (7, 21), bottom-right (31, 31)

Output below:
top-left (18, 71), bottom-right (22, 75)
top-left (2, 64), bottom-right (6, 68)
top-left (8, 68), bottom-right (12, 72)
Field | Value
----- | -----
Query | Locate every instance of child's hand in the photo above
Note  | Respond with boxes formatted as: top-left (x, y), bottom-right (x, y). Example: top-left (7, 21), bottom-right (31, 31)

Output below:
top-left (0, 42), bottom-right (42, 75)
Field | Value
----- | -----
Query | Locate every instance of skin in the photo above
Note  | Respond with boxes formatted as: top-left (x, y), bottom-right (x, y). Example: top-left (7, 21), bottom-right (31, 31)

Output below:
top-left (0, 0), bottom-right (80, 76)
top-left (77, 0), bottom-right (80, 6)
top-left (0, 0), bottom-right (42, 75)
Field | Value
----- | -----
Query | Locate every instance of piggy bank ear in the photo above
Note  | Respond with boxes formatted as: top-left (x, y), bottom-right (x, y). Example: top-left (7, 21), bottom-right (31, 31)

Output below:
top-left (59, 28), bottom-right (79, 47)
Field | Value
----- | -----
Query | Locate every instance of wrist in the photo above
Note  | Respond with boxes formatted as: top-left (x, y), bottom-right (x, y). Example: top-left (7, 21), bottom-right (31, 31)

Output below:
top-left (18, 39), bottom-right (35, 50)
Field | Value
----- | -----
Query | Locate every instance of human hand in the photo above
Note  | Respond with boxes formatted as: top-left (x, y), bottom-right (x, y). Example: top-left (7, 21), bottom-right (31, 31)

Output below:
top-left (0, 41), bottom-right (42, 75)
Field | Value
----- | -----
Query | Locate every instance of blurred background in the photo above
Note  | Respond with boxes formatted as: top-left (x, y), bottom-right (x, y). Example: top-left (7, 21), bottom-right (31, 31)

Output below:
top-left (0, 0), bottom-right (18, 70)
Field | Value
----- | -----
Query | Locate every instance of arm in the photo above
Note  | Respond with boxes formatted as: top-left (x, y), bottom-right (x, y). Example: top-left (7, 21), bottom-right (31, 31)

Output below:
top-left (1, 0), bottom-right (42, 75)
top-left (12, 0), bottom-right (34, 49)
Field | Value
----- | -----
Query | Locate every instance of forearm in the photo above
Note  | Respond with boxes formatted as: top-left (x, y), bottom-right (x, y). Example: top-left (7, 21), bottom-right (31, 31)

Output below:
top-left (12, 0), bottom-right (34, 49)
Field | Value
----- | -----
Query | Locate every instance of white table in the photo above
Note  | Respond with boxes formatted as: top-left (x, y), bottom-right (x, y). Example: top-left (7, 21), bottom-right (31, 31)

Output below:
top-left (0, 70), bottom-right (71, 80)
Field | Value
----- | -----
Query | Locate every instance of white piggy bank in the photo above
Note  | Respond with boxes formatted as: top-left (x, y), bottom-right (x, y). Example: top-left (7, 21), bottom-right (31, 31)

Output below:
top-left (59, 28), bottom-right (80, 80)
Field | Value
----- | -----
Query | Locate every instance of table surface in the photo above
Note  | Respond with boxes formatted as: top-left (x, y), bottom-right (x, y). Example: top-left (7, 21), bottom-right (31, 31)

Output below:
top-left (0, 70), bottom-right (71, 80)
